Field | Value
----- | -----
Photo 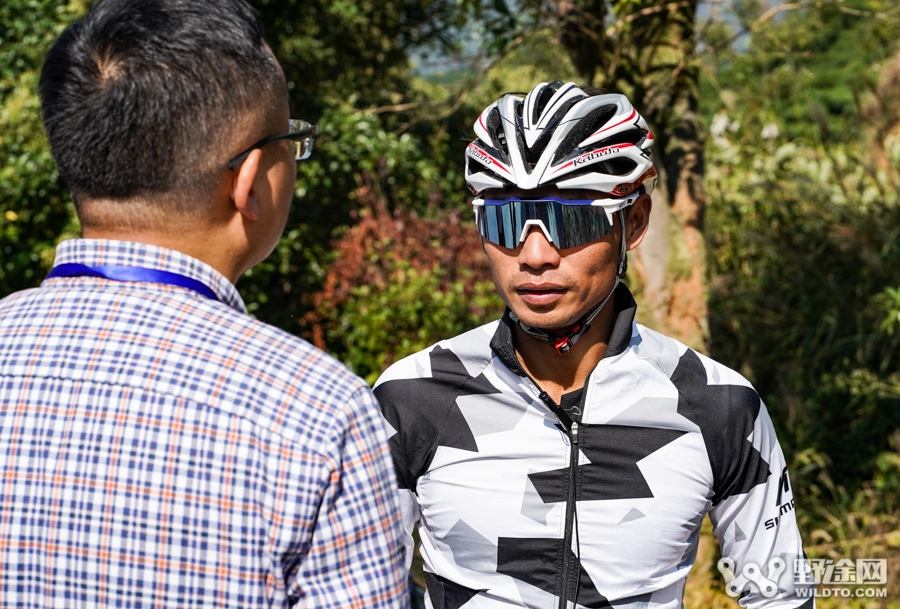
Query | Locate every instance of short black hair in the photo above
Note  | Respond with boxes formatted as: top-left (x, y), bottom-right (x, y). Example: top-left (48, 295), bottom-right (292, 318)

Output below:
top-left (39, 0), bottom-right (283, 211)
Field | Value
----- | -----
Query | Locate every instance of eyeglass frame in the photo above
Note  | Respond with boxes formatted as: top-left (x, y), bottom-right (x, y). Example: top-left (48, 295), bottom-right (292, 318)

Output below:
top-left (227, 119), bottom-right (318, 171)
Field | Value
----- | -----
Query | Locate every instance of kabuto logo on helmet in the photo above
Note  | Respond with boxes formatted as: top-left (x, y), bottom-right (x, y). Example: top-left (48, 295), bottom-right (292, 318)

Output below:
top-left (571, 144), bottom-right (631, 167)
top-left (466, 143), bottom-right (511, 175)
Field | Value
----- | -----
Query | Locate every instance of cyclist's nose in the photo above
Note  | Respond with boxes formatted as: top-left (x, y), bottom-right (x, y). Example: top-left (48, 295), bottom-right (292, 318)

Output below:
top-left (518, 226), bottom-right (560, 270)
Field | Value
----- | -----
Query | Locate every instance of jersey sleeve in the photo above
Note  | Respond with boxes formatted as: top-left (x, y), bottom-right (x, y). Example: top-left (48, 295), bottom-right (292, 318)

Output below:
top-left (708, 400), bottom-right (816, 608)
top-left (373, 368), bottom-right (427, 572)
top-left (399, 488), bottom-right (422, 571)
top-left (667, 348), bottom-right (815, 607)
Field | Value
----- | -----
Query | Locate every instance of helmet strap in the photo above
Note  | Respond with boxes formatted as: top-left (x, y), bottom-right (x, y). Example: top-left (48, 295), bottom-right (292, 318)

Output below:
top-left (616, 208), bottom-right (628, 278)
top-left (510, 209), bottom-right (629, 356)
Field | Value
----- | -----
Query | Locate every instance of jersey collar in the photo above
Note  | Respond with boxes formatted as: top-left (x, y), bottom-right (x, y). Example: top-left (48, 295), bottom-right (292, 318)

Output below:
top-left (490, 282), bottom-right (638, 377)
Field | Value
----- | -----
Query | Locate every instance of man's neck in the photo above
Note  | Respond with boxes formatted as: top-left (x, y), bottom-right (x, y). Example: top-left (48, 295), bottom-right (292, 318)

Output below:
top-left (513, 303), bottom-right (618, 404)
top-left (81, 227), bottom-right (249, 285)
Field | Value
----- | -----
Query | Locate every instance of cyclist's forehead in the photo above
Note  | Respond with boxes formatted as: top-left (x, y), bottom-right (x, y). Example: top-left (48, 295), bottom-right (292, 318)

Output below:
top-left (481, 186), bottom-right (612, 200)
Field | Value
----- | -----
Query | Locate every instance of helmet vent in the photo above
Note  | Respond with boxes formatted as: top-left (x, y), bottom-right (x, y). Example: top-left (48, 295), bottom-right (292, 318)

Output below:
top-left (514, 129), bottom-right (531, 172)
top-left (549, 157), bottom-right (638, 186)
top-left (524, 97), bottom-right (584, 164)
top-left (601, 157), bottom-right (638, 176)
top-left (486, 108), bottom-right (509, 157)
top-left (552, 104), bottom-right (618, 164)
top-left (532, 81), bottom-right (564, 124)
top-left (467, 158), bottom-right (488, 175)
top-left (595, 128), bottom-right (646, 148)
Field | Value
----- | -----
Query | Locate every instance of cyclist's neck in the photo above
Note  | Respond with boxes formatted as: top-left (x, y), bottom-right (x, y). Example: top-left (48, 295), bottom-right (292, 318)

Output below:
top-left (513, 305), bottom-right (616, 404)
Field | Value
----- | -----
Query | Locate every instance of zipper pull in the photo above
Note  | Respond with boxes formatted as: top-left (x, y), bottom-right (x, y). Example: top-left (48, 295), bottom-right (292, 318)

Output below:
top-left (571, 421), bottom-right (579, 445)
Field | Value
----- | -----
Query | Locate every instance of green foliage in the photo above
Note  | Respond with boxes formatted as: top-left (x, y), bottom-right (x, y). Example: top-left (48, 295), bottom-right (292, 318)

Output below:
top-left (305, 195), bottom-right (504, 384)
top-left (236, 0), bottom-right (477, 330)
top-left (876, 286), bottom-right (900, 334)
top-left (702, 0), bottom-right (900, 144)
top-left (329, 263), bottom-right (501, 384)
top-left (702, 7), bottom-right (900, 536)
top-left (0, 0), bottom-right (84, 296)
top-left (707, 78), bottom-right (900, 510)
top-left (705, 45), bottom-right (900, 586)
top-left (706, 117), bottom-right (900, 493)
top-left (237, 94), bottom-right (465, 328)
top-left (463, 31), bottom-right (579, 105)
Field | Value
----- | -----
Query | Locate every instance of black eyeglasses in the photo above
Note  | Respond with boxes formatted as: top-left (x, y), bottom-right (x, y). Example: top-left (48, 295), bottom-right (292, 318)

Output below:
top-left (227, 119), bottom-right (318, 171)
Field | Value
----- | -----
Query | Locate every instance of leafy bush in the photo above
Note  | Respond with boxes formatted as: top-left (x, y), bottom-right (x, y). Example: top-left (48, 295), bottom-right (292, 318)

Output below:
top-left (0, 1), bottom-right (84, 296)
top-left (877, 286), bottom-right (900, 334)
top-left (706, 119), bottom-right (900, 512)
top-left (304, 180), bottom-right (504, 383)
top-left (703, 101), bottom-right (900, 606)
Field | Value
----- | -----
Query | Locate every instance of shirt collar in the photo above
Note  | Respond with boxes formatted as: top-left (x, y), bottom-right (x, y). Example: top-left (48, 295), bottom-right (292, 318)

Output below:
top-left (47, 238), bottom-right (247, 314)
top-left (490, 282), bottom-right (638, 376)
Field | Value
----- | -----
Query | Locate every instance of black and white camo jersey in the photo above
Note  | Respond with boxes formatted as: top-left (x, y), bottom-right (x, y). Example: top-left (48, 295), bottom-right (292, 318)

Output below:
top-left (374, 285), bottom-right (814, 609)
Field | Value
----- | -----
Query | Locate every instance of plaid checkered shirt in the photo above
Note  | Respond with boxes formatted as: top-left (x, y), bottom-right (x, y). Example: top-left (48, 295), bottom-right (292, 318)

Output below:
top-left (0, 239), bottom-right (408, 608)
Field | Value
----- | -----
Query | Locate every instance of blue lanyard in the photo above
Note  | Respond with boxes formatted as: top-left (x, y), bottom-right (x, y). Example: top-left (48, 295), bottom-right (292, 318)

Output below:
top-left (46, 263), bottom-right (220, 302)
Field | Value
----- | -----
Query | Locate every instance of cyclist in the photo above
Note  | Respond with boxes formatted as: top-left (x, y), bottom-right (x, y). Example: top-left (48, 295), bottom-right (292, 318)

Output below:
top-left (374, 81), bottom-right (814, 609)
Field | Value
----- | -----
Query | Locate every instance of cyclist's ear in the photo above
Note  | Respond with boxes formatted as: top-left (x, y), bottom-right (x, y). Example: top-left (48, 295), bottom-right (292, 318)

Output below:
top-left (624, 193), bottom-right (652, 251)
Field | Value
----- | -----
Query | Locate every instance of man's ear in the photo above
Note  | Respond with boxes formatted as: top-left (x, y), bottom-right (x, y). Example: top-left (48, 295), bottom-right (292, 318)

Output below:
top-left (231, 148), bottom-right (263, 221)
top-left (624, 192), bottom-right (652, 251)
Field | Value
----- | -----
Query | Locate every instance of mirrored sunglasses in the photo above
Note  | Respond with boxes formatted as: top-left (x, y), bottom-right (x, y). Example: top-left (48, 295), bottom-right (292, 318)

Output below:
top-left (474, 197), bottom-right (615, 250)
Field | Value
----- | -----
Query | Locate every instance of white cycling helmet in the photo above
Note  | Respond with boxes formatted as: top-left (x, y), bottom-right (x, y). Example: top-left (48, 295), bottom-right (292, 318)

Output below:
top-left (465, 81), bottom-right (656, 210)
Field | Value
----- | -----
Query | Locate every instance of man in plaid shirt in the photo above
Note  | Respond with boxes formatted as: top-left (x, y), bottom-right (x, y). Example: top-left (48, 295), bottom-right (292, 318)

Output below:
top-left (0, 0), bottom-right (407, 607)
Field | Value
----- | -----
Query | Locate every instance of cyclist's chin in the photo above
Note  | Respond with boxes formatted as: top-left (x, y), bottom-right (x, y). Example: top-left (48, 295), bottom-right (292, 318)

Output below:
top-left (509, 301), bottom-right (582, 333)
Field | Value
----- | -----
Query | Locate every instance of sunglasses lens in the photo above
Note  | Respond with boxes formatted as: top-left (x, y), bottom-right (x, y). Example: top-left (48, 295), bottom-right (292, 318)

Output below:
top-left (476, 199), bottom-right (613, 249)
top-left (557, 204), bottom-right (613, 248)
top-left (287, 119), bottom-right (317, 161)
top-left (302, 137), bottom-right (314, 159)
top-left (288, 136), bottom-right (314, 161)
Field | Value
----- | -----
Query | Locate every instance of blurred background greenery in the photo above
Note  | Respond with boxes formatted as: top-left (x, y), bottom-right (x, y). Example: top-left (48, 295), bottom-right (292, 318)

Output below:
top-left (2, 0), bottom-right (899, 605)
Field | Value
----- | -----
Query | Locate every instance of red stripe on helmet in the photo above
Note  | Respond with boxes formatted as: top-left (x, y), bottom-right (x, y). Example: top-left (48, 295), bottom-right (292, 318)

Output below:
top-left (467, 143), bottom-right (512, 175)
top-left (592, 108), bottom-right (637, 136)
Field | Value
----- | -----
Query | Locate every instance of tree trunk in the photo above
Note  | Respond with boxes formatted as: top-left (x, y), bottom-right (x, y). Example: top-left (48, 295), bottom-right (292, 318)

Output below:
top-left (555, 0), bottom-right (709, 351)
top-left (557, 0), bottom-right (606, 85)
top-left (638, 59), bottom-right (709, 351)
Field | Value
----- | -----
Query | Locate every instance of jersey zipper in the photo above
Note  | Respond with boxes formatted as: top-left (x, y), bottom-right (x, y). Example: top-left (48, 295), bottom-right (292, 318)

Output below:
top-left (505, 340), bottom-right (600, 607)
top-left (533, 386), bottom-right (585, 609)
top-left (559, 419), bottom-right (579, 609)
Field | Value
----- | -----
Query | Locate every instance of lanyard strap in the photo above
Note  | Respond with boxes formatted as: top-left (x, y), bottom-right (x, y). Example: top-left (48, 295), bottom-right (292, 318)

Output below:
top-left (46, 263), bottom-right (220, 302)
